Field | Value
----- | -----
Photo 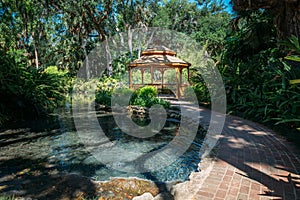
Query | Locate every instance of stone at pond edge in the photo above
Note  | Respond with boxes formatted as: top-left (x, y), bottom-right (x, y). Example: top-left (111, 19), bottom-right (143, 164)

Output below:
top-left (96, 178), bottom-right (160, 199)
top-left (132, 192), bottom-right (154, 200)
top-left (171, 158), bottom-right (215, 200)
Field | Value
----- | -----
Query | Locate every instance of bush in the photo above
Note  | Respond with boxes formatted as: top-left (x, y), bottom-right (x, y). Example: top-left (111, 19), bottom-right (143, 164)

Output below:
top-left (131, 86), bottom-right (170, 108)
top-left (96, 87), bottom-right (135, 107)
top-left (0, 49), bottom-right (70, 125)
top-left (111, 87), bottom-right (135, 106)
top-left (95, 82), bottom-right (170, 108)
top-left (219, 17), bottom-right (300, 131)
top-left (184, 85), bottom-right (210, 106)
top-left (95, 77), bottom-right (121, 107)
top-left (97, 77), bottom-right (119, 93)
top-left (95, 90), bottom-right (112, 107)
top-left (36, 66), bottom-right (70, 110)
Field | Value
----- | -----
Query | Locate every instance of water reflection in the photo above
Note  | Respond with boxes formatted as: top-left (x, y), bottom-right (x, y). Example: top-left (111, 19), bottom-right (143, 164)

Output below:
top-left (0, 111), bottom-right (204, 182)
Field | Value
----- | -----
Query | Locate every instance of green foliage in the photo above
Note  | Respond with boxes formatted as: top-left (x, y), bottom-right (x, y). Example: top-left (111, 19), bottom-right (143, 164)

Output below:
top-left (283, 35), bottom-right (300, 66)
top-left (33, 66), bottom-right (70, 110)
top-left (73, 77), bottom-right (121, 106)
top-left (97, 77), bottom-right (119, 93)
top-left (283, 35), bottom-right (300, 54)
top-left (95, 80), bottom-right (170, 108)
top-left (218, 10), bottom-right (300, 131)
top-left (95, 90), bottom-right (112, 107)
top-left (131, 86), bottom-right (170, 108)
top-left (111, 87), bottom-right (135, 107)
top-left (95, 77), bottom-right (126, 107)
top-left (132, 86), bottom-right (158, 103)
top-left (0, 196), bottom-right (15, 200)
top-left (110, 51), bottom-right (138, 79)
top-left (223, 10), bottom-right (277, 61)
top-left (0, 49), bottom-right (70, 125)
top-left (184, 84), bottom-right (210, 105)
top-left (188, 50), bottom-right (220, 106)
top-left (150, 0), bottom-right (231, 58)
top-left (0, 0), bottom-right (230, 124)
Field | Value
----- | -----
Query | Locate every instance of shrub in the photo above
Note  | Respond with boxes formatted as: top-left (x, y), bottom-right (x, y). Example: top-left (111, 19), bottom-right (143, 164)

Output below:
top-left (95, 77), bottom-right (121, 107)
top-left (0, 49), bottom-right (70, 125)
top-left (220, 28), bottom-right (300, 131)
top-left (95, 90), bottom-right (112, 107)
top-left (111, 87), bottom-right (135, 106)
top-left (131, 86), bottom-right (170, 108)
top-left (183, 85), bottom-right (210, 106)
top-left (95, 81), bottom-right (170, 108)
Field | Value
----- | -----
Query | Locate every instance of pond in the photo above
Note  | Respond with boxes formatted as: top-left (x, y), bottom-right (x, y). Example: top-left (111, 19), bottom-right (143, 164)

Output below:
top-left (0, 109), bottom-right (204, 184)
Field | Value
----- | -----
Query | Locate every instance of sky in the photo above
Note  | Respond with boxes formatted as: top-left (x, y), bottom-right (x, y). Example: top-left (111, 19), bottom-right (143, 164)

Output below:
top-left (223, 0), bottom-right (234, 14)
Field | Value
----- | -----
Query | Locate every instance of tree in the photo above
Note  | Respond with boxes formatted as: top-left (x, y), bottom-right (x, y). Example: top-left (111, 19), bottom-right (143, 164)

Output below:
top-left (0, 0), bottom-right (48, 69)
top-left (0, 0), bottom-right (232, 124)
top-left (231, 0), bottom-right (300, 39)
top-left (150, 0), bottom-right (231, 57)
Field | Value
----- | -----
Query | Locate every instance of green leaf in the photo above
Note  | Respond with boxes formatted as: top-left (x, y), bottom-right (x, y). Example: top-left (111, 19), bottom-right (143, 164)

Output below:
top-left (285, 56), bottom-right (300, 62)
top-left (275, 119), bottom-right (300, 125)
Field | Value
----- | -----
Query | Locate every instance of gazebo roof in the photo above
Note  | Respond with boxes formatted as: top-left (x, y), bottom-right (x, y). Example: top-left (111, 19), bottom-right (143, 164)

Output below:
top-left (128, 47), bottom-right (191, 68)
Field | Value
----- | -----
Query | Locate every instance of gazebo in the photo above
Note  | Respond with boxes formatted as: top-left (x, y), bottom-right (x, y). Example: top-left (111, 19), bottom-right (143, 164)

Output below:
top-left (128, 47), bottom-right (191, 98)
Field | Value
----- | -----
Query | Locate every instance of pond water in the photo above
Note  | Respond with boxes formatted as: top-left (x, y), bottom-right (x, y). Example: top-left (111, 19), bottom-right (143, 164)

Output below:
top-left (0, 110), bottom-right (204, 183)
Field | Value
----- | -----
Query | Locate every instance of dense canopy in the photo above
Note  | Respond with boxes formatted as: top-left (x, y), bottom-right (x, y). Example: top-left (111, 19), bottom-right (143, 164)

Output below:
top-left (232, 0), bottom-right (300, 38)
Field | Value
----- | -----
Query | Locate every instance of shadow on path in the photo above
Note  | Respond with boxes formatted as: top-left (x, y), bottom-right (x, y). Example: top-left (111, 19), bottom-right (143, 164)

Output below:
top-left (196, 112), bottom-right (300, 199)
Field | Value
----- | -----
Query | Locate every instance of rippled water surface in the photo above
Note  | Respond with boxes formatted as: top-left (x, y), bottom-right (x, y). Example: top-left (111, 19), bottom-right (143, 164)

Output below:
top-left (0, 111), bottom-right (204, 183)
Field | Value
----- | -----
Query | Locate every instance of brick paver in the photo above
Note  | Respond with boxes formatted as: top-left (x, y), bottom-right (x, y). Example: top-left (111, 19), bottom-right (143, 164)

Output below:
top-left (191, 107), bottom-right (300, 200)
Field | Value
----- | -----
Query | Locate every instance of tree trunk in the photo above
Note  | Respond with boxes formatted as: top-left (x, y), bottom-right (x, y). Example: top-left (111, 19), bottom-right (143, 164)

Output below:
top-left (104, 39), bottom-right (112, 77)
top-left (274, 1), bottom-right (300, 39)
top-left (232, 0), bottom-right (300, 39)
top-left (82, 39), bottom-right (90, 79)
top-left (127, 26), bottom-right (133, 60)
top-left (34, 41), bottom-right (39, 69)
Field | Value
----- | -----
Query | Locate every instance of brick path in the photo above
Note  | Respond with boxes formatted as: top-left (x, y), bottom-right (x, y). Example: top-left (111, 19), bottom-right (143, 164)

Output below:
top-left (193, 109), bottom-right (300, 200)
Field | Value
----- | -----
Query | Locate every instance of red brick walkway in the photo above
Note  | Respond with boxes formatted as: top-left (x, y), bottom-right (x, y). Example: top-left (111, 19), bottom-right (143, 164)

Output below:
top-left (193, 113), bottom-right (300, 200)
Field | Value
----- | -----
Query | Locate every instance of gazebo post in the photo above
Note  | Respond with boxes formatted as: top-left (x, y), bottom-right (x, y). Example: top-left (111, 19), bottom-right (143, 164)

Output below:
top-left (129, 67), bottom-right (133, 88)
top-left (141, 68), bottom-right (144, 85)
top-left (151, 66), bottom-right (154, 85)
top-left (180, 68), bottom-right (183, 98)
top-left (176, 68), bottom-right (180, 98)
top-left (187, 68), bottom-right (190, 83)
top-left (161, 69), bottom-right (165, 90)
